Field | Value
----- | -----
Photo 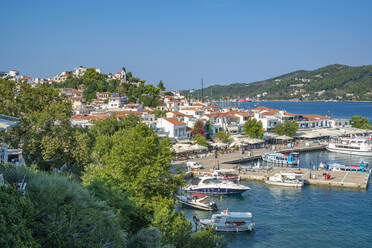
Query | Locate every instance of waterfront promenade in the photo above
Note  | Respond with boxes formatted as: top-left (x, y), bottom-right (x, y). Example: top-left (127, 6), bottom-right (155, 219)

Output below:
top-left (180, 141), bottom-right (370, 190)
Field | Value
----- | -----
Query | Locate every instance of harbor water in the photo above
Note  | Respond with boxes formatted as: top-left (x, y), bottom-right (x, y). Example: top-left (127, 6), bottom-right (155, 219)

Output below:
top-left (215, 100), bottom-right (372, 122)
top-left (182, 151), bottom-right (372, 248)
top-left (182, 101), bottom-right (372, 247)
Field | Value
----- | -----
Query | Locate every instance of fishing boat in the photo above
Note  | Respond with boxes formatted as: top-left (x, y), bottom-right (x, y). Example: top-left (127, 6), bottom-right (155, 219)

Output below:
top-left (327, 137), bottom-right (372, 156)
top-left (265, 172), bottom-right (304, 188)
top-left (320, 162), bottom-right (369, 172)
top-left (199, 209), bottom-right (255, 232)
top-left (176, 193), bottom-right (218, 211)
top-left (262, 152), bottom-right (299, 165)
top-left (183, 176), bottom-right (250, 195)
top-left (201, 169), bottom-right (240, 182)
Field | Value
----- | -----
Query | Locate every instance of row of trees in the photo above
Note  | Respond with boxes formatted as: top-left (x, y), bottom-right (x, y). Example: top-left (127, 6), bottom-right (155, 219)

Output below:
top-left (190, 118), bottom-right (299, 148)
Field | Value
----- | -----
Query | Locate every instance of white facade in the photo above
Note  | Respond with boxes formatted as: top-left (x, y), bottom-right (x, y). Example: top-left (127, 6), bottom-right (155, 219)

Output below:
top-left (156, 118), bottom-right (187, 139)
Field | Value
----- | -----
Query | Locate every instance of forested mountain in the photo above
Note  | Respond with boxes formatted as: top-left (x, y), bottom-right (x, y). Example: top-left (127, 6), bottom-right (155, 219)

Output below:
top-left (181, 64), bottom-right (372, 101)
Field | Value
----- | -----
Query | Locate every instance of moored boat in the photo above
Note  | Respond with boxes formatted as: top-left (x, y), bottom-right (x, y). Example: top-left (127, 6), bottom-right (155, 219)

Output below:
top-left (182, 176), bottom-right (250, 195)
top-left (262, 152), bottom-right (299, 165)
top-left (199, 209), bottom-right (255, 232)
top-left (327, 137), bottom-right (372, 156)
top-left (265, 172), bottom-right (304, 188)
top-left (320, 162), bottom-right (369, 172)
top-left (176, 193), bottom-right (218, 211)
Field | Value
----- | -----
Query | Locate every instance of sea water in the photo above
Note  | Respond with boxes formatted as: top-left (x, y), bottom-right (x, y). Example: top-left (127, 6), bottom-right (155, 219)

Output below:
top-left (182, 101), bottom-right (372, 247)
top-left (182, 151), bottom-right (372, 248)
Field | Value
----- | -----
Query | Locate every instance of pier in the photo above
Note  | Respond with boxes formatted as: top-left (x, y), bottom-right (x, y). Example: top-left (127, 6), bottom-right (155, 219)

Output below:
top-left (183, 143), bottom-right (370, 190)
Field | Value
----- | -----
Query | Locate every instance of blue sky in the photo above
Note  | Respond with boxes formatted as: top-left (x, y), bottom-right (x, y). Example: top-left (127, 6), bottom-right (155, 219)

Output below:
top-left (1, 0), bottom-right (372, 90)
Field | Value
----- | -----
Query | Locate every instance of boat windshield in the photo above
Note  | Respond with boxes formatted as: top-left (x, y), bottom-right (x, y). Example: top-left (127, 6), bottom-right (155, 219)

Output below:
top-left (202, 178), bottom-right (222, 184)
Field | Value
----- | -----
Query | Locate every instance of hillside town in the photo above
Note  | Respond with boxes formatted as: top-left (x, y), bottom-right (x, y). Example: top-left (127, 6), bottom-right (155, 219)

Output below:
top-left (2, 66), bottom-right (371, 169)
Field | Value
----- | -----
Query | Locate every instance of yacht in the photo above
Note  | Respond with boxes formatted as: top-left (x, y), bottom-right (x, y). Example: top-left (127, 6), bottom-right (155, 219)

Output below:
top-left (327, 137), bottom-right (372, 156)
top-left (183, 176), bottom-right (250, 195)
top-left (265, 172), bottom-right (304, 188)
top-left (320, 162), bottom-right (369, 172)
top-left (262, 152), bottom-right (299, 165)
top-left (176, 193), bottom-right (218, 211)
top-left (199, 209), bottom-right (255, 232)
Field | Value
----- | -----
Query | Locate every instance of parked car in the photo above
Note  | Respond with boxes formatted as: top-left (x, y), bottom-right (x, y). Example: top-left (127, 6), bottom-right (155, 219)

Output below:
top-left (186, 162), bottom-right (203, 170)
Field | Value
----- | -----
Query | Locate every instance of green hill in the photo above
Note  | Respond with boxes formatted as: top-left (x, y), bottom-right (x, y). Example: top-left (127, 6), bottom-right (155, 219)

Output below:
top-left (181, 64), bottom-right (372, 101)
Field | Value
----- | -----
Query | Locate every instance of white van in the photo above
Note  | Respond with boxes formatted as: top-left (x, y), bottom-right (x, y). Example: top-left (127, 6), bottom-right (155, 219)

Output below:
top-left (186, 162), bottom-right (203, 170)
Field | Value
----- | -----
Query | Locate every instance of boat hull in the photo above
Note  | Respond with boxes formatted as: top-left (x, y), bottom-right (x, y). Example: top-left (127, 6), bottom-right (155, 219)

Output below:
top-left (183, 187), bottom-right (248, 195)
top-left (326, 147), bottom-right (372, 156)
top-left (200, 222), bottom-right (255, 232)
top-left (265, 180), bottom-right (304, 188)
top-left (177, 200), bottom-right (215, 211)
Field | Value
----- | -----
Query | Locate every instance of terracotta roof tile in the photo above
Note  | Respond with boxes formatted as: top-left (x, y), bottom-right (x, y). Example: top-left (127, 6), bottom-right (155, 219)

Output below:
top-left (165, 117), bottom-right (185, 125)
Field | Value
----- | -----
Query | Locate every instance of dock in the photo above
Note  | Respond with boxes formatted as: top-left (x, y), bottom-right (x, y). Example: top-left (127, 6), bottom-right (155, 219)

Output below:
top-left (182, 143), bottom-right (370, 190)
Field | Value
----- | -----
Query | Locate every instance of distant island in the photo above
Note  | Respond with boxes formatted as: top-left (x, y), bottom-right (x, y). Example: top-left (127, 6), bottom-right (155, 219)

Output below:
top-left (181, 64), bottom-right (372, 101)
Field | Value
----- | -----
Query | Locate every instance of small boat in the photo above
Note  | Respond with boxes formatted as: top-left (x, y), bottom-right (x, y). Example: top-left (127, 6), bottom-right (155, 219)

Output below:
top-left (201, 169), bottom-right (240, 182)
top-left (327, 137), bottom-right (372, 156)
top-left (199, 209), bottom-right (255, 232)
top-left (265, 172), bottom-right (304, 188)
top-left (183, 176), bottom-right (250, 195)
top-left (176, 193), bottom-right (217, 211)
top-left (320, 162), bottom-right (369, 172)
top-left (262, 152), bottom-right (298, 165)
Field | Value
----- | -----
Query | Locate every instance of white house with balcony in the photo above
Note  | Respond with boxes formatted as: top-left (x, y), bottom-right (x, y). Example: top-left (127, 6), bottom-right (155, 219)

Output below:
top-left (156, 118), bottom-right (187, 139)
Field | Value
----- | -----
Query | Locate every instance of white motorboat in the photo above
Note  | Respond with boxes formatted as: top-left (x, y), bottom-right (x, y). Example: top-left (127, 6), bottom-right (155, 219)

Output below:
top-left (199, 209), bottom-right (255, 232)
top-left (265, 172), bottom-right (304, 188)
top-left (327, 137), bottom-right (372, 156)
top-left (176, 193), bottom-right (217, 211)
top-left (183, 176), bottom-right (250, 195)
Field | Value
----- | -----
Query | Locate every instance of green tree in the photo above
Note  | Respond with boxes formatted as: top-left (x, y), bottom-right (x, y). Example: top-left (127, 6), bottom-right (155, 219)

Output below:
top-left (71, 130), bottom-right (92, 172)
top-left (0, 78), bottom-right (18, 116)
top-left (274, 120), bottom-right (299, 137)
top-left (158, 80), bottom-right (165, 91)
top-left (153, 109), bottom-right (167, 120)
top-left (0, 166), bottom-right (127, 248)
top-left (0, 186), bottom-right (39, 248)
top-left (193, 133), bottom-right (209, 147)
top-left (243, 119), bottom-right (264, 138)
top-left (3, 83), bottom-right (75, 170)
top-left (204, 120), bottom-right (212, 139)
top-left (83, 123), bottom-right (183, 215)
top-left (351, 115), bottom-right (372, 129)
top-left (214, 131), bottom-right (232, 143)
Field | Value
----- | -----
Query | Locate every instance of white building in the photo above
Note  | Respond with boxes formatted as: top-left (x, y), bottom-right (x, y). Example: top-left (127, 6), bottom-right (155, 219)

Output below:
top-left (108, 96), bottom-right (128, 108)
top-left (157, 118), bottom-right (187, 139)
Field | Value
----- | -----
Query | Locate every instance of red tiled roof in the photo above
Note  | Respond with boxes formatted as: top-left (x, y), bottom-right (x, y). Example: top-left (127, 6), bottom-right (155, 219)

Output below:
top-left (165, 117), bottom-right (185, 125)
top-left (206, 104), bottom-right (219, 108)
top-left (303, 115), bottom-right (329, 121)
top-left (262, 109), bottom-right (279, 116)
top-left (235, 112), bottom-right (253, 117)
